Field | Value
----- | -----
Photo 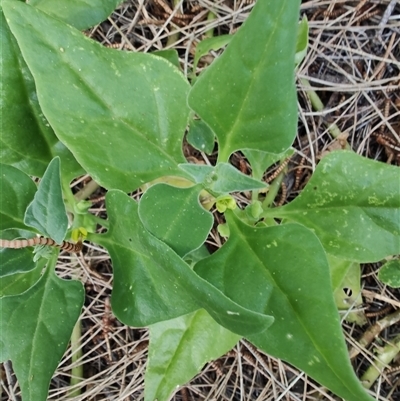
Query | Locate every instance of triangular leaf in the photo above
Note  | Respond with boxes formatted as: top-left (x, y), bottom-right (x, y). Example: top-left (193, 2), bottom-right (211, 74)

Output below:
top-left (194, 212), bottom-right (375, 401)
top-left (0, 259), bottom-right (84, 401)
top-left (188, 0), bottom-right (300, 161)
top-left (24, 157), bottom-right (68, 243)
top-left (266, 151), bottom-right (400, 262)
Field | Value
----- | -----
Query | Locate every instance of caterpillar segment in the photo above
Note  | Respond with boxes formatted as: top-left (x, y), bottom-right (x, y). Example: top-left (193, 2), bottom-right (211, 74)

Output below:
top-left (0, 237), bottom-right (83, 253)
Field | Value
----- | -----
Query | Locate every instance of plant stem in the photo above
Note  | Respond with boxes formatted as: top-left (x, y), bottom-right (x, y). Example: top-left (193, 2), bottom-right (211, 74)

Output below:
top-left (360, 334), bottom-right (400, 388)
top-left (74, 179), bottom-right (100, 202)
top-left (166, 0), bottom-right (181, 47)
top-left (300, 78), bottom-right (351, 149)
top-left (205, 10), bottom-right (216, 38)
top-left (262, 169), bottom-right (286, 209)
top-left (68, 319), bottom-right (83, 398)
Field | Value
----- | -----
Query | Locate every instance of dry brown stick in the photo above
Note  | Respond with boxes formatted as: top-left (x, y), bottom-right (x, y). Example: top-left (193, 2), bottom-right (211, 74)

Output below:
top-left (349, 308), bottom-right (400, 359)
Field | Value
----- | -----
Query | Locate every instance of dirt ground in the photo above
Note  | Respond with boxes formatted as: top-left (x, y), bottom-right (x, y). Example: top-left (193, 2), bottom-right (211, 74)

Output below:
top-left (2, 1), bottom-right (400, 400)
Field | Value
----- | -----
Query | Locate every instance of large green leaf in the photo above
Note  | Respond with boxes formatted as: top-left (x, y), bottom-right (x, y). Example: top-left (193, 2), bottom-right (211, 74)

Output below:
top-left (0, 256), bottom-right (84, 401)
top-left (0, 258), bottom-right (44, 297)
top-left (265, 151), bottom-right (400, 262)
top-left (24, 157), bottom-right (68, 243)
top-left (3, 1), bottom-right (190, 192)
top-left (145, 310), bottom-right (240, 401)
top-left (0, 164), bottom-right (37, 231)
top-left (188, 0), bottom-right (299, 161)
top-left (0, 10), bottom-right (83, 181)
top-left (138, 184), bottom-right (213, 257)
top-left (0, 248), bottom-right (35, 277)
top-left (30, 0), bottom-right (122, 30)
top-left (194, 212), bottom-right (375, 401)
top-left (94, 190), bottom-right (273, 336)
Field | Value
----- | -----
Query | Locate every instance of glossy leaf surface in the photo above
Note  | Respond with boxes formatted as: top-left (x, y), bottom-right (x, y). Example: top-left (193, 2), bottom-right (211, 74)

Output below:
top-left (30, 0), bottom-right (122, 30)
top-left (3, 1), bottom-right (190, 192)
top-left (267, 151), bottom-right (400, 262)
top-left (0, 259), bottom-right (84, 401)
top-left (95, 190), bottom-right (273, 335)
top-left (145, 310), bottom-right (240, 401)
top-left (24, 158), bottom-right (68, 243)
top-left (195, 212), bottom-right (375, 401)
top-left (0, 164), bottom-right (36, 231)
top-left (188, 0), bottom-right (300, 161)
top-left (138, 184), bottom-right (213, 257)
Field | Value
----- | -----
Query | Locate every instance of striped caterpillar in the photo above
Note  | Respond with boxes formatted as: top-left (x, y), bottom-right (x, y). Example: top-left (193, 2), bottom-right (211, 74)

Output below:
top-left (0, 237), bottom-right (83, 253)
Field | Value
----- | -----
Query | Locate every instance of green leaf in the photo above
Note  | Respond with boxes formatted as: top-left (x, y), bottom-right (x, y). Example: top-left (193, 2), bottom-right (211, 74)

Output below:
top-left (145, 310), bottom-right (240, 401)
top-left (378, 259), bottom-right (400, 288)
top-left (186, 119), bottom-right (215, 154)
top-left (153, 49), bottom-right (181, 70)
top-left (0, 248), bottom-right (35, 277)
top-left (194, 212), bottom-right (375, 401)
top-left (0, 164), bottom-right (37, 231)
top-left (0, 258), bottom-right (84, 401)
top-left (95, 190), bottom-right (273, 336)
top-left (0, 259), bottom-right (44, 297)
top-left (179, 162), bottom-right (266, 194)
top-left (295, 16), bottom-right (308, 66)
top-left (329, 255), bottom-right (366, 326)
top-left (266, 151), bottom-right (400, 262)
top-left (138, 184), bottom-right (213, 257)
top-left (192, 34), bottom-right (233, 73)
top-left (29, 0), bottom-right (122, 30)
top-left (3, 1), bottom-right (190, 192)
top-left (188, 0), bottom-right (300, 161)
top-left (0, 11), bottom-right (84, 181)
top-left (24, 157), bottom-right (68, 243)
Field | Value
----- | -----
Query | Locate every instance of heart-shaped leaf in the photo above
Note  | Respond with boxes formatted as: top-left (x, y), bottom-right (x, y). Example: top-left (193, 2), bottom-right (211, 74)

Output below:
top-left (139, 184), bottom-right (213, 257)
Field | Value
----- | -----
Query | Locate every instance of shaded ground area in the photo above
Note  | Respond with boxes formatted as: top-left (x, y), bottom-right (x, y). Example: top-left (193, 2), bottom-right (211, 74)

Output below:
top-left (2, 1), bottom-right (400, 400)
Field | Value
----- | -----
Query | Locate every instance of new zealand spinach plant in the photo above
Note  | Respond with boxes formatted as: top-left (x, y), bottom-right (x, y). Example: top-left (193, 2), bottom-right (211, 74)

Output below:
top-left (1, 1), bottom-right (399, 401)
